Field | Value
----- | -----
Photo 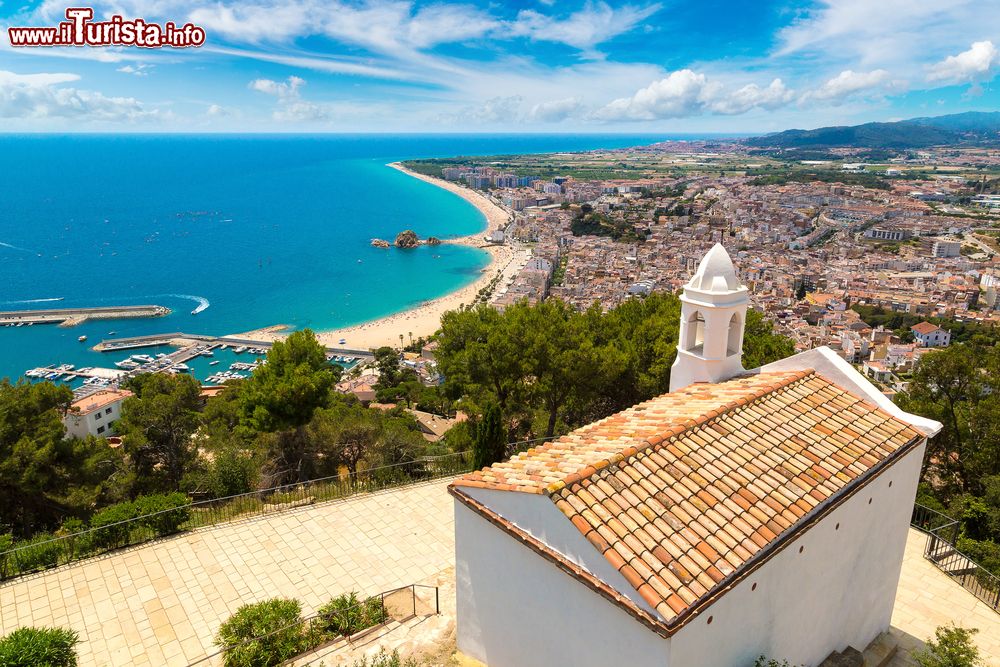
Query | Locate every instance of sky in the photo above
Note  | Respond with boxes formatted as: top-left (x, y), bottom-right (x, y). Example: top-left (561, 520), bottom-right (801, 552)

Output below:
top-left (0, 0), bottom-right (998, 132)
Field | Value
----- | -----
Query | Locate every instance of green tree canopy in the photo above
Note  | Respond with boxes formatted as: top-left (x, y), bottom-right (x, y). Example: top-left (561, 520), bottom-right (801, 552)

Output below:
top-left (119, 373), bottom-right (203, 494)
top-left (436, 294), bottom-right (795, 443)
top-left (0, 381), bottom-right (116, 536)
top-left (237, 330), bottom-right (341, 433)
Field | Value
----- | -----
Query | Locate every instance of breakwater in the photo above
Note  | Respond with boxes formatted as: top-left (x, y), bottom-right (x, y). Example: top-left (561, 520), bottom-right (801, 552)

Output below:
top-left (0, 305), bottom-right (171, 327)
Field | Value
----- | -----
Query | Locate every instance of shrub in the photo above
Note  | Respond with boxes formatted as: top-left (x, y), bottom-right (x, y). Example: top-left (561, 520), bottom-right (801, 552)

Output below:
top-left (0, 534), bottom-right (12, 580)
top-left (87, 501), bottom-right (138, 550)
top-left (913, 625), bottom-right (982, 667)
top-left (9, 533), bottom-right (63, 574)
top-left (0, 626), bottom-right (79, 666)
top-left (311, 592), bottom-right (387, 640)
top-left (133, 493), bottom-right (191, 536)
top-left (216, 598), bottom-right (306, 667)
top-left (208, 448), bottom-right (259, 498)
top-left (57, 519), bottom-right (88, 561)
top-left (351, 649), bottom-right (418, 667)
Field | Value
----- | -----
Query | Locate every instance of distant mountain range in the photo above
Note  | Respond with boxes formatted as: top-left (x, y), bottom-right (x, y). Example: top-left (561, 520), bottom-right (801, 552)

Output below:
top-left (747, 111), bottom-right (1000, 150)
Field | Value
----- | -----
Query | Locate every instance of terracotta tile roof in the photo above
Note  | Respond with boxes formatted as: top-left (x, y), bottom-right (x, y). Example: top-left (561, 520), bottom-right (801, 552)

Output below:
top-left (454, 370), bottom-right (812, 495)
top-left (69, 389), bottom-right (132, 414)
top-left (911, 321), bottom-right (943, 335)
top-left (451, 369), bottom-right (923, 628)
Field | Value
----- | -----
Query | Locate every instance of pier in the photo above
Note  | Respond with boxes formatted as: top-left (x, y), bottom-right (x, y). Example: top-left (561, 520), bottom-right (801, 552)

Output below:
top-left (93, 331), bottom-right (374, 359)
top-left (0, 305), bottom-right (171, 327)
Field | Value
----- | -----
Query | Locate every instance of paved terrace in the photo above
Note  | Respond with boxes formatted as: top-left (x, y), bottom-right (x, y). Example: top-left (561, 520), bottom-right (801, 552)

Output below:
top-left (2, 478), bottom-right (999, 666)
top-left (0, 480), bottom-right (454, 667)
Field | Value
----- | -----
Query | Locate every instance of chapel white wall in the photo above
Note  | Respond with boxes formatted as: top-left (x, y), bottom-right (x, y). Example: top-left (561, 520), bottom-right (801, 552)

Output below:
top-left (454, 500), bottom-right (670, 667)
top-left (462, 487), bottom-right (660, 616)
top-left (668, 443), bottom-right (925, 667)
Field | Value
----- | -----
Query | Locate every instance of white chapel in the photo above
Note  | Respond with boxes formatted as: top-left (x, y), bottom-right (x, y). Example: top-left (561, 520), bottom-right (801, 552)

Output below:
top-left (450, 244), bottom-right (941, 667)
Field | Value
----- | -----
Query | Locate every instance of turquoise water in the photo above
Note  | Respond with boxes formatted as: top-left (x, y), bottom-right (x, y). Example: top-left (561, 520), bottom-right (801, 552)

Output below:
top-left (0, 134), bottom-right (693, 382)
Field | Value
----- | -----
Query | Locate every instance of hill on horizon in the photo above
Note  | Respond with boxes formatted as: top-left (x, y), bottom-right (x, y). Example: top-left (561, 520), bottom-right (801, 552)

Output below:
top-left (747, 111), bottom-right (1000, 150)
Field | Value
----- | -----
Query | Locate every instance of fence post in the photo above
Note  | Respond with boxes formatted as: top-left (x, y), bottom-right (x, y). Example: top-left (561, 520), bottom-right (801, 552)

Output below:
top-left (412, 584), bottom-right (417, 618)
top-left (435, 586), bottom-right (440, 615)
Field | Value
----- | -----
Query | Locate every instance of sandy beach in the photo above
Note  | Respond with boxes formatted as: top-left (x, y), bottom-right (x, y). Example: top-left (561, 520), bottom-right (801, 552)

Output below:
top-left (231, 163), bottom-right (516, 350)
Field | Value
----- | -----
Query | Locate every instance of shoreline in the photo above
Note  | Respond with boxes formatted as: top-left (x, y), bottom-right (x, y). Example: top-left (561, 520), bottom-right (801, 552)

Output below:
top-left (230, 162), bottom-right (514, 350)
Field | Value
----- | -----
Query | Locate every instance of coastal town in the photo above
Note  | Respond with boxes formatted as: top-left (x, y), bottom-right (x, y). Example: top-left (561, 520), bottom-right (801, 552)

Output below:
top-left (399, 140), bottom-right (1000, 399)
top-left (4, 137), bottom-right (1000, 667)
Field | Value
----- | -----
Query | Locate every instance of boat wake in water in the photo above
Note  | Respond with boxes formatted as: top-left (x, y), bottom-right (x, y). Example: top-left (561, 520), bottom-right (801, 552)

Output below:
top-left (170, 294), bottom-right (211, 315)
top-left (0, 241), bottom-right (32, 253)
top-left (2, 297), bottom-right (64, 305)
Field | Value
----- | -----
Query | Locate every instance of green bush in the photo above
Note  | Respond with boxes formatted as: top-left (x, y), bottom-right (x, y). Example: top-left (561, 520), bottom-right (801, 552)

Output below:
top-left (87, 501), bottom-right (138, 549)
top-left (9, 533), bottom-right (63, 574)
top-left (351, 649), bottom-right (418, 667)
top-left (0, 534), bottom-right (12, 579)
top-left (133, 493), bottom-right (191, 536)
top-left (913, 625), bottom-right (982, 667)
top-left (216, 598), bottom-right (306, 667)
top-left (57, 519), bottom-right (88, 561)
top-left (0, 626), bottom-right (79, 666)
top-left (310, 592), bottom-right (387, 640)
top-left (87, 493), bottom-right (192, 552)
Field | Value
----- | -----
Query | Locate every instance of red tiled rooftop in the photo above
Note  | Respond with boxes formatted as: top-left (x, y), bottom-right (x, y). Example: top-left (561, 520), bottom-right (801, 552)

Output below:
top-left (454, 370), bottom-right (812, 495)
top-left (911, 321), bottom-right (942, 335)
top-left (69, 389), bottom-right (132, 414)
top-left (451, 369), bottom-right (923, 628)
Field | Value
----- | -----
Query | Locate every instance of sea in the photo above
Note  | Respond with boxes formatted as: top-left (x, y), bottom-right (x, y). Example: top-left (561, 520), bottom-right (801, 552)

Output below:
top-left (0, 134), bottom-right (711, 385)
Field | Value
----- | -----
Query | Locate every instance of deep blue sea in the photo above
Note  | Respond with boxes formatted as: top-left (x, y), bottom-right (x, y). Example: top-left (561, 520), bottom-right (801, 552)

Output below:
top-left (0, 134), bottom-right (705, 383)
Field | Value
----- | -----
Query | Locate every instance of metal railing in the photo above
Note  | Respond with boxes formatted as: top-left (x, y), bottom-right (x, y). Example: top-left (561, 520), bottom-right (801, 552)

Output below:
top-left (0, 452), bottom-right (472, 582)
top-left (911, 503), bottom-right (1000, 611)
top-left (188, 583), bottom-right (440, 666)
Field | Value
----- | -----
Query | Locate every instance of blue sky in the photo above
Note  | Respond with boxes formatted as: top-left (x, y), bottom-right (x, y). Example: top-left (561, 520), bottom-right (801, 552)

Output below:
top-left (0, 0), bottom-right (998, 132)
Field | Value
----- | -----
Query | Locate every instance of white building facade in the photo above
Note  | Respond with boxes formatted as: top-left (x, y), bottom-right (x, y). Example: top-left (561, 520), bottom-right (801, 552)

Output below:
top-left (63, 389), bottom-right (132, 439)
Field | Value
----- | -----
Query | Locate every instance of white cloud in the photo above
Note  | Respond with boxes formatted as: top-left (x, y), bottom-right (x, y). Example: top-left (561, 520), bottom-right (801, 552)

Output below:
top-left (0, 69), bottom-right (157, 121)
top-left (249, 75), bottom-right (305, 99)
top-left (206, 103), bottom-right (229, 117)
top-left (591, 70), bottom-right (796, 121)
top-left (117, 64), bottom-right (153, 76)
top-left (800, 69), bottom-right (898, 103)
top-left (460, 95), bottom-right (525, 123)
top-left (592, 70), bottom-right (715, 121)
top-left (709, 79), bottom-right (793, 115)
top-left (178, 0), bottom-right (658, 59)
top-left (776, 0), bottom-right (978, 65)
top-left (0, 70), bottom-right (79, 86)
top-left (507, 2), bottom-right (661, 53)
top-left (927, 40), bottom-right (998, 85)
top-left (528, 97), bottom-right (583, 122)
top-left (187, 3), bottom-right (313, 42)
top-left (272, 100), bottom-right (331, 122)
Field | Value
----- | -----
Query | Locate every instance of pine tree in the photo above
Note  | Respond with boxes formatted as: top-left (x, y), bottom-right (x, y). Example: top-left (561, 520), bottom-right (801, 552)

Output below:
top-left (473, 404), bottom-right (505, 471)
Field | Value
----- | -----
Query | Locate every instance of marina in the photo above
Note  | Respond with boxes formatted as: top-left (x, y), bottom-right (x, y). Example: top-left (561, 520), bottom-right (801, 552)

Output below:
top-left (0, 305), bottom-right (171, 327)
top-left (22, 331), bottom-right (372, 394)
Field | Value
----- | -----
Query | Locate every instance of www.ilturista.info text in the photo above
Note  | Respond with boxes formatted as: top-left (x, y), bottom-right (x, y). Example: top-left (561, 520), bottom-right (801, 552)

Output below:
top-left (8, 8), bottom-right (206, 48)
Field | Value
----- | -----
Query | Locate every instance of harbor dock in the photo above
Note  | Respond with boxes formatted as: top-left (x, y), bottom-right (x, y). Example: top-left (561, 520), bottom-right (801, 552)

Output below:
top-left (93, 331), bottom-right (375, 360)
top-left (0, 305), bottom-right (171, 327)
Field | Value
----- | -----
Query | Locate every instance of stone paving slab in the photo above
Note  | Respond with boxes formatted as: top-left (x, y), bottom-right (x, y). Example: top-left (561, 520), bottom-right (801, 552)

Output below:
top-left (0, 478), bottom-right (457, 667)
top-left (891, 529), bottom-right (1000, 666)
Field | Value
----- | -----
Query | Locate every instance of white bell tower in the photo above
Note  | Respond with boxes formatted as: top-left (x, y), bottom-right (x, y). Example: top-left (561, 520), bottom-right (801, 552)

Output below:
top-left (669, 243), bottom-right (750, 392)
